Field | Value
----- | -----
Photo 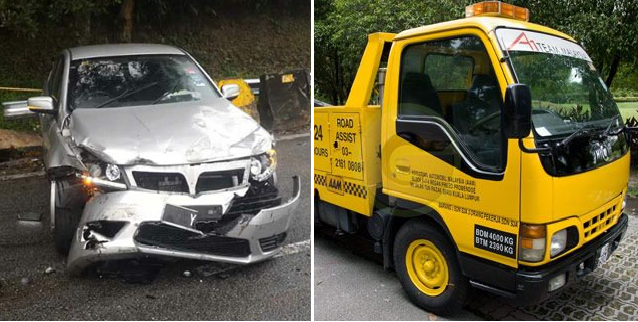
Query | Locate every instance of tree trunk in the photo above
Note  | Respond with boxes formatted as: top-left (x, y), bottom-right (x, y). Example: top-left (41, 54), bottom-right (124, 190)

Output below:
top-left (119, 0), bottom-right (135, 43)
top-left (605, 55), bottom-right (621, 88)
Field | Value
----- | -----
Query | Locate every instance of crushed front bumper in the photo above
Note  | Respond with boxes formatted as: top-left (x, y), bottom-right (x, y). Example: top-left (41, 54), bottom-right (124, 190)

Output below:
top-left (67, 176), bottom-right (300, 275)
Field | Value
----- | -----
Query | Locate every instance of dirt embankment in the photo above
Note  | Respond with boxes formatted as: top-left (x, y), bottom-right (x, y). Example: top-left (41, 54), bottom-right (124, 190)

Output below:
top-left (0, 129), bottom-right (41, 150)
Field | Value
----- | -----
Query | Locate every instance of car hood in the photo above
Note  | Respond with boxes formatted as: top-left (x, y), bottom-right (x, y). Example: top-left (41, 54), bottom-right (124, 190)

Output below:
top-left (70, 100), bottom-right (272, 165)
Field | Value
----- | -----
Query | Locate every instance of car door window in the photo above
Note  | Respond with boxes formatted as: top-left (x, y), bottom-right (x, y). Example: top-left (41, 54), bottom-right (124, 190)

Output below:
top-left (397, 35), bottom-right (505, 173)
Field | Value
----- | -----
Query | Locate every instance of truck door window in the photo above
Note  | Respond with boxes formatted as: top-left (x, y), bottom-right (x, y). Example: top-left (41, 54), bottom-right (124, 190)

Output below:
top-left (397, 35), bottom-right (505, 174)
top-left (424, 54), bottom-right (473, 90)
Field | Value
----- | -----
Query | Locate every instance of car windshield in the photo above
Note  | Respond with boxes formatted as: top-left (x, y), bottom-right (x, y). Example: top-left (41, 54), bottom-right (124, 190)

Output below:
top-left (496, 28), bottom-right (622, 137)
top-left (67, 54), bottom-right (220, 110)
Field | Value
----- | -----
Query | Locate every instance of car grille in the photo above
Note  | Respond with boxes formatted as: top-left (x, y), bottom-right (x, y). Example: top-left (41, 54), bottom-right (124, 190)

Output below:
top-left (226, 181), bottom-right (281, 215)
top-left (196, 170), bottom-right (244, 193)
top-left (134, 223), bottom-right (250, 257)
top-left (259, 232), bottom-right (287, 252)
top-left (133, 172), bottom-right (189, 193)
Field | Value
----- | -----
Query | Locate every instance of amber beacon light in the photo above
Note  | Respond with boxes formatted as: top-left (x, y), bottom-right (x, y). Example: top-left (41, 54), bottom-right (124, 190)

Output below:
top-left (465, 1), bottom-right (530, 21)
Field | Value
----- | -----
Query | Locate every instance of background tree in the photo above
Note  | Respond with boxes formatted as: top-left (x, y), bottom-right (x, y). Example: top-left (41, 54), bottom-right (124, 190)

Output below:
top-left (315, 0), bottom-right (638, 104)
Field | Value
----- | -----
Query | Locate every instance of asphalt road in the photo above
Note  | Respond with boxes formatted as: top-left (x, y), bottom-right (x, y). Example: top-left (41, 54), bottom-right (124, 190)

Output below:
top-left (314, 234), bottom-right (482, 321)
top-left (315, 199), bottom-right (638, 321)
top-left (0, 135), bottom-right (311, 320)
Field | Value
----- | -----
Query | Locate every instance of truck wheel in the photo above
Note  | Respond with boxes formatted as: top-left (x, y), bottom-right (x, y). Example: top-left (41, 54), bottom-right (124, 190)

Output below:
top-left (393, 219), bottom-right (468, 315)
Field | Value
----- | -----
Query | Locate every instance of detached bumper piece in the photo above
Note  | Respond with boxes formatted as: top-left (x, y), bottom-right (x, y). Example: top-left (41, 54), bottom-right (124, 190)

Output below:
top-left (66, 176), bottom-right (301, 275)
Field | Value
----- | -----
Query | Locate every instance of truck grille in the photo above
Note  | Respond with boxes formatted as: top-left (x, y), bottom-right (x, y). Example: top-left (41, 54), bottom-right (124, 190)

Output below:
top-left (134, 223), bottom-right (250, 257)
top-left (133, 172), bottom-right (189, 193)
top-left (196, 170), bottom-right (244, 193)
top-left (582, 200), bottom-right (621, 242)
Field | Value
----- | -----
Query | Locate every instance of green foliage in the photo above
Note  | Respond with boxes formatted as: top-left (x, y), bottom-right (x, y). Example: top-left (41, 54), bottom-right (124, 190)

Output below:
top-left (556, 104), bottom-right (590, 122)
top-left (315, 0), bottom-right (638, 105)
top-left (315, 0), bottom-right (470, 104)
top-left (510, 0), bottom-right (638, 87)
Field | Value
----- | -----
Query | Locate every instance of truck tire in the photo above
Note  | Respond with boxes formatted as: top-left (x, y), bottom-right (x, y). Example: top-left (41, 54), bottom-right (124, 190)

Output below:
top-left (54, 207), bottom-right (82, 255)
top-left (393, 219), bottom-right (468, 315)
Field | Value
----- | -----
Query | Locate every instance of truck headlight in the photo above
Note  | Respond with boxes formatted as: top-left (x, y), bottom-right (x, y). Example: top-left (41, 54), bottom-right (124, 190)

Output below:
top-left (250, 149), bottom-right (276, 182)
top-left (519, 224), bottom-right (546, 262)
top-left (550, 229), bottom-right (567, 257)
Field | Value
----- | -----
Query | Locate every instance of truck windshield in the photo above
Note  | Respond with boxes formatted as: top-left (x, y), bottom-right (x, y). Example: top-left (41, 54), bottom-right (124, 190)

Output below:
top-left (67, 54), bottom-right (221, 110)
top-left (496, 28), bottom-right (622, 137)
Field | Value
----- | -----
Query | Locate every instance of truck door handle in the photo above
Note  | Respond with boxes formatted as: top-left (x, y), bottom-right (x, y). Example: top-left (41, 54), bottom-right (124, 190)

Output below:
top-left (395, 158), bottom-right (411, 174)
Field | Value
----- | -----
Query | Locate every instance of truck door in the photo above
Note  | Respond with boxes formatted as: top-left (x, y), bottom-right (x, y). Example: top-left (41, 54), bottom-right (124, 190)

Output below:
top-left (382, 30), bottom-right (521, 267)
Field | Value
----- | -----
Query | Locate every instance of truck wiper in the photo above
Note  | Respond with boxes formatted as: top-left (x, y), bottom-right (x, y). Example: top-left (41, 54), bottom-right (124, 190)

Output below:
top-left (95, 81), bottom-right (159, 109)
top-left (602, 117), bottom-right (624, 137)
top-left (559, 124), bottom-right (597, 147)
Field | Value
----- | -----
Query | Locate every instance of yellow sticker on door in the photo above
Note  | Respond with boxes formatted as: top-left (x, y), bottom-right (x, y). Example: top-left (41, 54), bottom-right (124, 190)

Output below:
top-left (326, 174), bottom-right (344, 195)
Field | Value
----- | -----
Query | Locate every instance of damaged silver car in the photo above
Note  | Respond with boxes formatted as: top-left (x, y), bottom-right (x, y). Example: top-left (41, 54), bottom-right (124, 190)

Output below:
top-left (4, 44), bottom-right (300, 275)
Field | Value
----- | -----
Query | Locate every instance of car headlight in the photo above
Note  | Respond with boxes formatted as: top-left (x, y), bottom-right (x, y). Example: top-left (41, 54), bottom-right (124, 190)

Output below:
top-left (550, 229), bottom-right (567, 257)
top-left (250, 149), bottom-right (276, 182)
top-left (85, 161), bottom-right (122, 182)
top-left (105, 163), bottom-right (121, 181)
top-left (80, 151), bottom-right (127, 190)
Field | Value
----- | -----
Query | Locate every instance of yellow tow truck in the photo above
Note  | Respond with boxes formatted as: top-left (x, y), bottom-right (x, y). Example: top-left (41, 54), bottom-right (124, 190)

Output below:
top-left (314, 1), bottom-right (629, 314)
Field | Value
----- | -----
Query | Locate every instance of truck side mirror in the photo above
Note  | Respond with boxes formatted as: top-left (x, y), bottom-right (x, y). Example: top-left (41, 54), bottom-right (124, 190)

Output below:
top-left (27, 96), bottom-right (56, 114)
top-left (221, 84), bottom-right (240, 101)
top-left (503, 84), bottom-right (532, 139)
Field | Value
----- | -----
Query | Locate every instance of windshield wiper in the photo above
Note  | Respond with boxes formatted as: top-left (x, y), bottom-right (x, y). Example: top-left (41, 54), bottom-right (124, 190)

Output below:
top-left (602, 117), bottom-right (624, 137)
top-left (151, 75), bottom-right (189, 105)
top-left (94, 81), bottom-right (159, 109)
top-left (559, 124), bottom-right (597, 147)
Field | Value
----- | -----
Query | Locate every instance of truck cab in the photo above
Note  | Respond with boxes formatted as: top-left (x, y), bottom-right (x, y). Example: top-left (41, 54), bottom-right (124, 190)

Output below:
top-left (314, 1), bottom-right (629, 314)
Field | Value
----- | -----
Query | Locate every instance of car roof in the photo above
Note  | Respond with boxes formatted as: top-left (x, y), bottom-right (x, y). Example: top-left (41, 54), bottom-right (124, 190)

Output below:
top-left (68, 44), bottom-right (186, 60)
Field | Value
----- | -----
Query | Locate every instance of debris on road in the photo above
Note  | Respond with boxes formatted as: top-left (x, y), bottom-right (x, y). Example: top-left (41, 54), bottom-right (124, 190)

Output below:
top-left (17, 211), bottom-right (41, 221)
top-left (182, 270), bottom-right (192, 278)
top-left (44, 267), bottom-right (55, 275)
top-left (20, 277), bottom-right (30, 285)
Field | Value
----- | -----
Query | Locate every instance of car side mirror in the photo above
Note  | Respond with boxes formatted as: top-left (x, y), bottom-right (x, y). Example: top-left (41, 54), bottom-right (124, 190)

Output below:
top-left (27, 96), bottom-right (56, 114)
top-left (221, 84), bottom-right (240, 101)
top-left (503, 84), bottom-right (532, 139)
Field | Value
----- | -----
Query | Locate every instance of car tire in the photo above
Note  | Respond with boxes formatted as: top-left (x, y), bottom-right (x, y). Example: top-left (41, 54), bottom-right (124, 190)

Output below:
top-left (52, 178), bottom-right (86, 255)
top-left (393, 219), bottom-right (468, 315)
top-left (53, 207), bottom-right (82, 255)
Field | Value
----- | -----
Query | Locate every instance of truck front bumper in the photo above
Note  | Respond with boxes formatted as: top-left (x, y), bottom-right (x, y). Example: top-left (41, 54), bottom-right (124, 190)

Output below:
top-left (67, 176), bottom-right (300, 275)
top-left (513, 213), bottom-right (628, 305)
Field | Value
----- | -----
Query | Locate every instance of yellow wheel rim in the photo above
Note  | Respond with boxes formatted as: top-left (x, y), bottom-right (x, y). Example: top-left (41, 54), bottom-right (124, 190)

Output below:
top-left (405, 239), bottom-right (449, 296)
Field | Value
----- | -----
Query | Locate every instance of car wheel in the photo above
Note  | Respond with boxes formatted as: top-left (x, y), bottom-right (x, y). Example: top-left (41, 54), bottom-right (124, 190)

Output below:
top-left (54, 207), bottom-right (82, 255)
top-left (393, 219), bottom-right (468, 315)
top-left (52, 178), bottom-right (86, 255)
